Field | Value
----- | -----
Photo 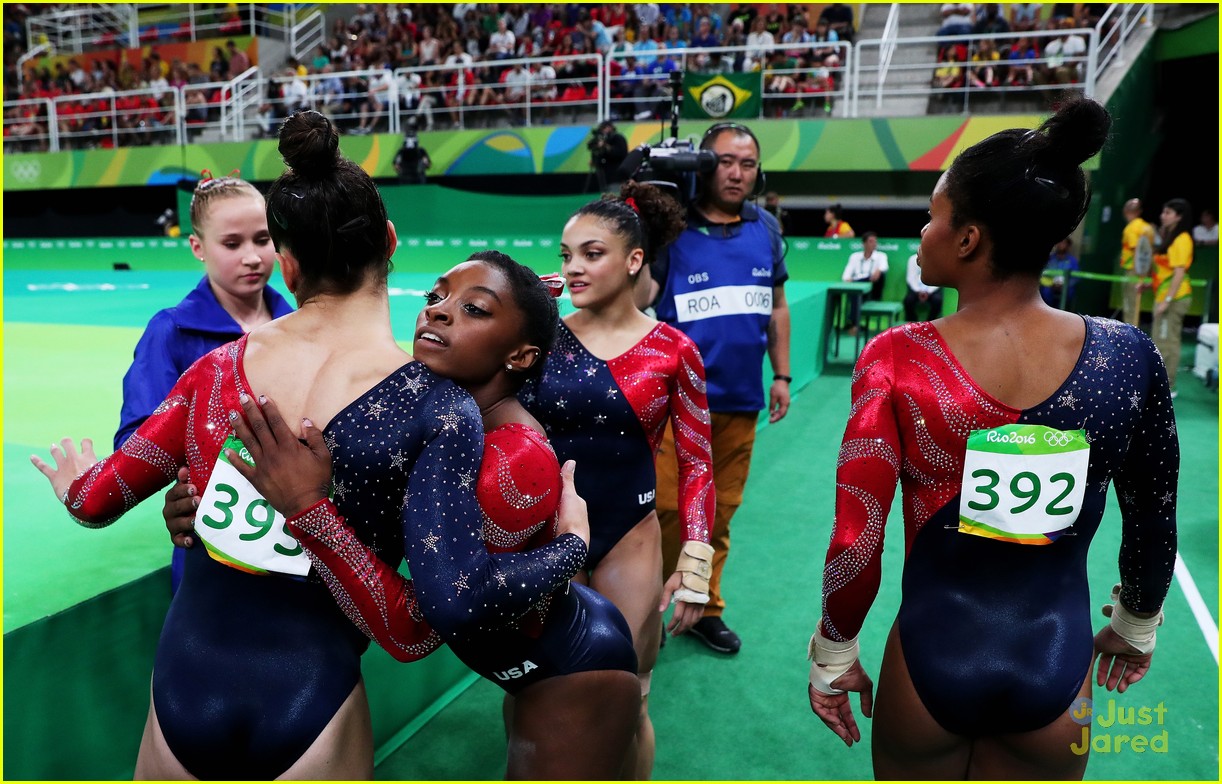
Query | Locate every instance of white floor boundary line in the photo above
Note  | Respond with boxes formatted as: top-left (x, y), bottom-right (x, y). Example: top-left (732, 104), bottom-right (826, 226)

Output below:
top-left (1174, 551), bottom-right (1219, 664)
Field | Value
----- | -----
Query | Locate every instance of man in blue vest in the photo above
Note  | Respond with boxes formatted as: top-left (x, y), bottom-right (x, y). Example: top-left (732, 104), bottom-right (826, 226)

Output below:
top-left (639, 123), bottom-right (791, 654)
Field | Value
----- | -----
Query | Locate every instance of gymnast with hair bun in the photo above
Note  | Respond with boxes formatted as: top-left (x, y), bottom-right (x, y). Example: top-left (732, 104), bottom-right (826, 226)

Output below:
top-left (116, 171), bottom-right (294, 593)
top-left (33, 110), bottom-right (592, 780)
top-left (807, 98), bottom-right (1178, 779)
top-left (221, 248), bottom-right (643, 778)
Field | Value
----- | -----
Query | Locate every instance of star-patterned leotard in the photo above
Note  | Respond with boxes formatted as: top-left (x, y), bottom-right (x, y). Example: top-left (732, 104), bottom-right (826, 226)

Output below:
top-left (521, 321), bottom-right (715, 566)
top-left (820, 317), bottom-right (1178, 735)
top-left (289, 422), bottom-right (637, 694)
top-left (65, 337), bottom-right (585, 778)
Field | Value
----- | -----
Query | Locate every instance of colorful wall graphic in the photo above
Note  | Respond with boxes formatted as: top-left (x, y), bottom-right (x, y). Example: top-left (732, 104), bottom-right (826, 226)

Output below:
top-left (4, 115), bottom-right (1070, 192)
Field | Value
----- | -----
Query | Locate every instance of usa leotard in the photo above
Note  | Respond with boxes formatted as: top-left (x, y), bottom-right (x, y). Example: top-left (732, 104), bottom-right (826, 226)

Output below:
top-left (821, 318), bottom-right (1177, 735)
top-left (289, 422), bottom-right (637, 695)
top-left (65, 337), bottom-right (584, 778)
top-left (521, 321), bottom-right (715, 566)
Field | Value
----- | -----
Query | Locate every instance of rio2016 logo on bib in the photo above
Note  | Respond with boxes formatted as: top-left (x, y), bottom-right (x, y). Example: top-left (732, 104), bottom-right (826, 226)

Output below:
top-left (194, 434), bottom-right (312, 577)
top-left (958, 424), bottom-right (1090, 545)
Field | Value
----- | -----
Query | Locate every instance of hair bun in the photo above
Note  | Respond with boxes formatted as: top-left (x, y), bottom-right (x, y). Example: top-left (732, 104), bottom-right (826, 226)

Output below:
top-left (1034, 98), bottom-right (1111, 170)
top-left (278, 110), bottom-right (339, 179)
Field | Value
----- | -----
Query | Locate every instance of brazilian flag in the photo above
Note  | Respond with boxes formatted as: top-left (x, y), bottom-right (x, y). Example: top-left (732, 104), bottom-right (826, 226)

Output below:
top-left (681, 72), bottom-right (761, 119)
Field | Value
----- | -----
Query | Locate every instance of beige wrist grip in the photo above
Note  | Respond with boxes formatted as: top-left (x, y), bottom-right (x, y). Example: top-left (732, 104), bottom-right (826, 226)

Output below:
top-left (673, 540), bottom-right (714, 604)
top-left (808, 622), bottom-right (859, 695)
top-left (1103, 583), bottom-right (1163, 654)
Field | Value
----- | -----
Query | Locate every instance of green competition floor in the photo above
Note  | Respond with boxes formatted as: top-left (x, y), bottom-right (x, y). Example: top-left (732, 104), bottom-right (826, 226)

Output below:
top-left (3, 253), bottom-right (1218, 780)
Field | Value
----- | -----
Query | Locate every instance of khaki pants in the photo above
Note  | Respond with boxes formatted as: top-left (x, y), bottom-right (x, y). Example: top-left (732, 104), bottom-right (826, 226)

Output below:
top-left (1121, 276), bottom-right (1143, 328)
top-left (655, 412), bottom-right (758, 617)
top-left (1152, 297), bottom-right (1191, 390)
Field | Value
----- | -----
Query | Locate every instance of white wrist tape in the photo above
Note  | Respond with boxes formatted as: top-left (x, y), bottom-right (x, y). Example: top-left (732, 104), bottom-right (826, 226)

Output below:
top-left (672, 588), bottom-right (711, 605)
top-left (673, 541), bottom-right (714, 605)
top-left (1104, 583), bottom-right (1163, 654)
top-left (807, 624), bottom-right (859, 695)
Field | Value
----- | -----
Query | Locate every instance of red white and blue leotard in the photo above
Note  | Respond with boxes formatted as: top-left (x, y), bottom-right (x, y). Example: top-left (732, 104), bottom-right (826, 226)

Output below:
top-left (65, 337), bottom-right (585, 777)
top-left (521, 321), bottom-right (715, 566)
top-left (291, 422), bottom-right (637, 694)
top-left (822, 318), bottom-right (1178, 735)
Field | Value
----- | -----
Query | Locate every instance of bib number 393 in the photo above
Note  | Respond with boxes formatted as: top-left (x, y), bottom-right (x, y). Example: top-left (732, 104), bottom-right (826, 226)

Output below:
top-left (195, 434), bottom-right (311, 576)
top-left (958, 425), bottom-right (1089, 545)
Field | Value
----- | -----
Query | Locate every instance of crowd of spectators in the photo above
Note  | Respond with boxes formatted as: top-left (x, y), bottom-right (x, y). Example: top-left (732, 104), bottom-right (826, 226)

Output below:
top-left (931, 3), bottom-right (1107, 96)
top-left (5, 3), bottom-right (866, 149)
top-left (4, 3), bottom-right (258, 150)
top-left (285, 3), bottom-right (859, 130)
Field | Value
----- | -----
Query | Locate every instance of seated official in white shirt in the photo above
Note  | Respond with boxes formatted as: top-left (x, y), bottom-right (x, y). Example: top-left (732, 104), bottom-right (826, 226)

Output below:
top-left (903, 252), bottom-right (943, 322)
top-left (840, 231), bottom-right (888, 333)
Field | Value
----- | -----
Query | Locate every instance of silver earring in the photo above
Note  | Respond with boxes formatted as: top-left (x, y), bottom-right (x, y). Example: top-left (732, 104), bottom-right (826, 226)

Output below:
top-left (505, 363), bottom-right (513, 371)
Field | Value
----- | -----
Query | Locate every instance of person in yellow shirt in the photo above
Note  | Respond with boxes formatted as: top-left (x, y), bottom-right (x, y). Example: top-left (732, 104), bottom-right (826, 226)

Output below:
top-left (824, 202), bottom-right (855, 238)
top-left (1151, 198), bottom-right (1194, 395)
top-left (1119, 198), bottom-right (1155, 327)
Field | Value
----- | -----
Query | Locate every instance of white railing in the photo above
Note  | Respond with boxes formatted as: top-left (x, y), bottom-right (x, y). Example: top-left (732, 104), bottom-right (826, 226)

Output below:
top-left (3, 98), bottom-right (57, 153)
top-left (288, 8), bottom-right (326, 62)
top-left (853, 27), bottom-right (1097, 117)
top-left (26, 4), bottom-right (134, 54)
top-left (874, 4), bottom-right (902, 109)
top-left (22, 3), bottom-right (327, 51)
top-left (176, 67), bottom-right (259, 143)
top-left (16, 42), bottom-right (53, 93)
top-left (605, 41), bottom-right (855, 121)
top-left (225, 67), bottom-right (265, 140)
top-left (50, 86), bottom-right (183, 150)
top-left (273, 54), bottom-right (604, 135)
top-left (1096, 3), bottom-right (1155, 72)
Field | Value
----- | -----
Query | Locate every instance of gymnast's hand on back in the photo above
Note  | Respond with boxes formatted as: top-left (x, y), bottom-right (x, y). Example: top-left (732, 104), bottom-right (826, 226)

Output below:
top-left (163, 466), bottom-right (199, 548)
top-left (226, 393), bottom-right (334, 519)
top-left (553, 460), bottom-right (591, 549)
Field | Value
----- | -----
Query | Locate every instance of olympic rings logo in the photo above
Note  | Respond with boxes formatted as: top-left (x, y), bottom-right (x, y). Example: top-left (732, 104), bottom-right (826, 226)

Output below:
top-left (1043, 431), bottom-right (1074, 448)
top-left (11, 160), bottom-right (41, 182)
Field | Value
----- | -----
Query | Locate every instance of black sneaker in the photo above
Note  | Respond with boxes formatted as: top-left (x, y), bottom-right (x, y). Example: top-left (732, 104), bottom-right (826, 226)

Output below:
top-left (688, 616), bottom-right (741, 654)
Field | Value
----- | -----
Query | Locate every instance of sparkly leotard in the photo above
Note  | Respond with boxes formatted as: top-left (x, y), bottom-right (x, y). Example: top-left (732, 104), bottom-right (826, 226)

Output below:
top-left (521, 321), bottom-right (714, 566)
top-left (289, 422), bottom-right (637, 694)
top-left (66, 337), bottom-right (585, 777)
top-left (821, 318), bottom-right (1178, 735)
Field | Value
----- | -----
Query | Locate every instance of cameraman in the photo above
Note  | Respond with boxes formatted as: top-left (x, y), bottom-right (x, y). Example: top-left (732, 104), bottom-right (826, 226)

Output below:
top-left (588, 119), bottom-right (628, 193)
top-left (637, 123), bottom-right (791, 655)
top-left (393, 122), bottom-right (431, 184)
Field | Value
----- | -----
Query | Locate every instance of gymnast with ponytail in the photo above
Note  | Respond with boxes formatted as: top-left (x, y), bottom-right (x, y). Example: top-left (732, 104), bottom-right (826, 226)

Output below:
top-left (519, 181), bottom-right (717, 779)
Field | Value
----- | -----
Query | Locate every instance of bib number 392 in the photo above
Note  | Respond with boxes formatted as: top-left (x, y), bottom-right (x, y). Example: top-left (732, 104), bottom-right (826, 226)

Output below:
top-left (195, 434), bottom-right (312, 576)
top-left (958, 425), bottom-right (1089, 545)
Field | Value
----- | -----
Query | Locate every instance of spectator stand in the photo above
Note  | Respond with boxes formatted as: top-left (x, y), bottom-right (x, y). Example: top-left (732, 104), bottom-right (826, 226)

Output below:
top-left (25, 4), bottom-right (322, 56)
top-left (4, 2), bottom-right (1161, 153)
top-left (604, 40), bottom-right (854, 123)
top-left (9, 34), bottom-right (263, 151)
top-left (279, 53), bottom-right (604, 136)
top-left (852, 2), bottom-right (1151, 116)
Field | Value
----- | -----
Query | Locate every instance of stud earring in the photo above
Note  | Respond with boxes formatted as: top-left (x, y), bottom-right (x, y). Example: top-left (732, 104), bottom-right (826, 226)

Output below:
top-left (505, 363), bottom-right (513, 371)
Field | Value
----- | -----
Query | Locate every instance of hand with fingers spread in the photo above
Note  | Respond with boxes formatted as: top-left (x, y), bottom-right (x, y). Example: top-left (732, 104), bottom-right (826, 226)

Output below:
top-left (30, 437), bottom-right (100, 502)
top-left (163, 466), bottom-right (200, 548)
top-left (225, 393), bottom-right (334, 519)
